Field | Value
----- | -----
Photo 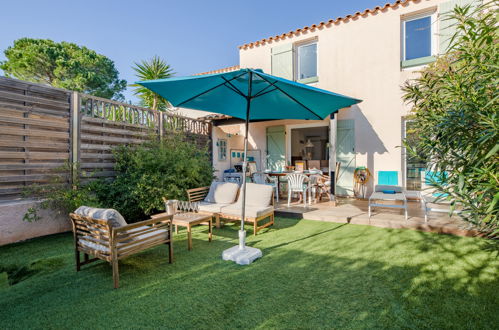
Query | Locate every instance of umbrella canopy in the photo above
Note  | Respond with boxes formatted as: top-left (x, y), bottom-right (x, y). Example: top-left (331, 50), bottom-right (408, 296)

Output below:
top-left (137, 68), bottom-right (361, 121)
top-left (138, 68), bottom-right (361, 264)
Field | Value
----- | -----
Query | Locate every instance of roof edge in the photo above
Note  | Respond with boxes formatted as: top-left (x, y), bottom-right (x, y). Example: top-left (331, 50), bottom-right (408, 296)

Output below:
top-left (239, 0), bottom-right (417, 50)
top-left (194, 65), bottom-right (240, 76)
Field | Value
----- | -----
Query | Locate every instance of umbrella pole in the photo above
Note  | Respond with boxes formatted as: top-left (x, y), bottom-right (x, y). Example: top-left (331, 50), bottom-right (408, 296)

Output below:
top-left (239, 116), bottom-right (249, 249)
top-left (222, 71), bottom-right (262, 264)
top-left (239, 71), bottom-right (252, 249)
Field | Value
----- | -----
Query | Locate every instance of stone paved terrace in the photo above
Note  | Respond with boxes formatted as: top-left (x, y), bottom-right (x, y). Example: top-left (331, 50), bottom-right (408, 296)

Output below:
top-left (274, 197), bottom-right (479, 237)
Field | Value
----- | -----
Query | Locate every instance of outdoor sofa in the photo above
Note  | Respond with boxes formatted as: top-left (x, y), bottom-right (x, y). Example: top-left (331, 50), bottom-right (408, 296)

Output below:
top-left (69, 206), bottom-right (173, 289)
top-left (187, 182), bottom-right (274, 235)
top-left (187, 181), bottom-right (240, 228)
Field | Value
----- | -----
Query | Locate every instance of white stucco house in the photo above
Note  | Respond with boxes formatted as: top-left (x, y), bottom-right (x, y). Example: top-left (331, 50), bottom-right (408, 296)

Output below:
top-left (182, 0), bottom-right (479, 196)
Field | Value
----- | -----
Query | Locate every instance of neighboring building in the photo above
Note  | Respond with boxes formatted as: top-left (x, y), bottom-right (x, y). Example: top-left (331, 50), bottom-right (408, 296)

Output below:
top-left (203, 0), bottom-right (478, 195)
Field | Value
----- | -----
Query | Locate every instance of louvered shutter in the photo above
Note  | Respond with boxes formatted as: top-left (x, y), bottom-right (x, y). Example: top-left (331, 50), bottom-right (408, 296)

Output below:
top-left (271, 44), bottom-right (293, 80)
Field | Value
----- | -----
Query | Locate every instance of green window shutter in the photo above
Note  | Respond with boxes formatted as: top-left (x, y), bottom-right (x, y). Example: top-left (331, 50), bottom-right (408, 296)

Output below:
top-left (271, 44), bottom-right (294, 80)
top-left (266, 126), bottom-right (286, 172)
top-left (439, 0), bottom-right (481, 54)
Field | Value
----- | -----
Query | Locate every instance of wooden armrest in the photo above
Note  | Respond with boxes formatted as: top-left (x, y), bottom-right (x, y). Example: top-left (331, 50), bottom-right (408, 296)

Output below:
top-left (186, 186), bottom-right (210, 202)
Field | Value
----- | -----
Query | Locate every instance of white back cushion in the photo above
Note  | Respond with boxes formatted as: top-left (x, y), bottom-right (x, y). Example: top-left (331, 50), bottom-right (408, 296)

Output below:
top-left (204, 182), bottom-right (239, 204)
top-left (236, 183), bottom-right (273, 207)
top-left (74, 206), bottom-right (127, 228)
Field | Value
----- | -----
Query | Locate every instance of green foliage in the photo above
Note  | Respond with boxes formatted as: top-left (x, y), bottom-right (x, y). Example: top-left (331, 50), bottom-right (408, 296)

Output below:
top-left (22, 208), bottom-right (41, 223)
top-left (22, 134), bottom-right (212, 222)
top-left (93, 134), bottom-right (213, 220)
top-left (131, 56), bottom-right (174, 110)
top-left (402, 2), bottom-right (498, 235)
top-left (0, 38), bottom-right (127, 100)
top-left (22, 163), bottom-right (102, 222)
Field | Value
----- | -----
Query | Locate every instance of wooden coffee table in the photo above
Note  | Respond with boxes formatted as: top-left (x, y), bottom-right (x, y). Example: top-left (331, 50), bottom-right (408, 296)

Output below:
top-left (153, 212), bottom-right (212, 251)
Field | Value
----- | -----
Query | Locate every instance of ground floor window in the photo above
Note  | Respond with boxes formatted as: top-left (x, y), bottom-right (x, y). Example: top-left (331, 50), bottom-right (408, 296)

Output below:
top-left (403, 119), bottom-right (427, 190)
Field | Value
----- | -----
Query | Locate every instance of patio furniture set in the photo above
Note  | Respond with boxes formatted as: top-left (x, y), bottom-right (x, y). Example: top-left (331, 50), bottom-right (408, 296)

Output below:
top-left (227, 170), bottom-right (337, 207)
top-left (68, 182), bottom-right (275, 288)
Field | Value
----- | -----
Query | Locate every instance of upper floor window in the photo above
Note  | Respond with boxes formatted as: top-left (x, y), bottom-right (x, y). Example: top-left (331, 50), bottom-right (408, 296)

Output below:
top-left (402, 13), bottom-right (436, 68)
top-left (296, 41), bottom-right (317, 83)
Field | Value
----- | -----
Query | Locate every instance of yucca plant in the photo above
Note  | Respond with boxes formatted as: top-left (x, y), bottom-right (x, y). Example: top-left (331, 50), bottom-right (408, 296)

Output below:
top-left (402, 1), bottom-right (498, 236)
top-left (131, 56), bottom-right (174, 111)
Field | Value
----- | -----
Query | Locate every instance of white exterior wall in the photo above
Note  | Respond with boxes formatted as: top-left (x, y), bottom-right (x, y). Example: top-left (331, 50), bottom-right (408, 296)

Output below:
top-left (235, 0), bottom-right (447, 190)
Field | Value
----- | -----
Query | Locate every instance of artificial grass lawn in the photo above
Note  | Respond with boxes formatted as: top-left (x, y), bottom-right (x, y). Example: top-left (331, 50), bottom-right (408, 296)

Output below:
top-left (0, 218), bottom-right (498, 329)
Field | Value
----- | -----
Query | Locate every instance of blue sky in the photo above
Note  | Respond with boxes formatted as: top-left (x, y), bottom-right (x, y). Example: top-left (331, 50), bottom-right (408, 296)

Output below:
top-left (0, 0), bottom-right (384, 102)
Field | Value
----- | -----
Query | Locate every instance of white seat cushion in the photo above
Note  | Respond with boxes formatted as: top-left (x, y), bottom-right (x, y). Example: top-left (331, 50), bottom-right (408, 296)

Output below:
top-left (204, 182), bottom-right (239, 204)
top-left (220, 204), bottom-right (274, 218)
top-left (370, 191), bottom-right (406, 201)
top-left (198, 202), bottom-right (231, 213)
top-left (79, 226), bottom-right (168, 253)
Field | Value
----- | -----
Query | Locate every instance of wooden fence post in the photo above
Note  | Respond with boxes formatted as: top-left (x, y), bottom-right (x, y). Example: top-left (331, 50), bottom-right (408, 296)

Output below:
top-left (70, 92), bottom-right (81, 185)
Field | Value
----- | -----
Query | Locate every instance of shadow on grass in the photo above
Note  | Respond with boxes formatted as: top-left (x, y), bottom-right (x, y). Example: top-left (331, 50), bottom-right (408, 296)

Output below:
top-left (0, 219), bottom-right (498, 329)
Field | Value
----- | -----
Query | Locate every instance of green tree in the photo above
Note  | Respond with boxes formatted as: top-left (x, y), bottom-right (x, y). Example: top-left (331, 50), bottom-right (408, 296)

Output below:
top-left (0, 38), bottom-right (127, 100)
top-left (402, 2), bottom-right (498, 235)
top-left (131, 56), bottom-right (174, 111)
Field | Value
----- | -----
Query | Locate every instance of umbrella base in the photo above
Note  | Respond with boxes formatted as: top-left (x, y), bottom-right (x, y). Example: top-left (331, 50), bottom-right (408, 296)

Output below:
top-left (222, 245), bottom-right (262, 265)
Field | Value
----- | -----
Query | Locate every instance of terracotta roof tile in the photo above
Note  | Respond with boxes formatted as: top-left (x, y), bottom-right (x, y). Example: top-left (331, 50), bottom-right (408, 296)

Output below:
top-left (194, 65), bottom-right (240, 76)
top-left (239, 0), bottom-right (415, 49)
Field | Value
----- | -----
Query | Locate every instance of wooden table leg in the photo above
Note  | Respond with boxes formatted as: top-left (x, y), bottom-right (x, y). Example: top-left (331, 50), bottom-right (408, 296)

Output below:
top-left (208, 218), bottom-right (212, 242)
top-left (187, 225), bottom-right (192, 251)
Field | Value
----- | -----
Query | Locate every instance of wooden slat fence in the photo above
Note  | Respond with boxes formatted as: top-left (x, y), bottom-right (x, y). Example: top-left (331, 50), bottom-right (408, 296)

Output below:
top-left (0, 77), bottom-right (212, 199)
top-left (0, 77), bottom-right (71, 200)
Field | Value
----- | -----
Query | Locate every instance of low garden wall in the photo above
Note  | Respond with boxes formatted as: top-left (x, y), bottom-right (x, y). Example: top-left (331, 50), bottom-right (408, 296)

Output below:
top-left (0, 200), bottom-right (70, 245)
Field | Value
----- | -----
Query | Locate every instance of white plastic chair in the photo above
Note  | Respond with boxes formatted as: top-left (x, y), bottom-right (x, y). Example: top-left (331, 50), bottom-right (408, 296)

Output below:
top-left (251, 172), bottom-right (279, 202)
top-left (285, 173), bottom-right (308, 207)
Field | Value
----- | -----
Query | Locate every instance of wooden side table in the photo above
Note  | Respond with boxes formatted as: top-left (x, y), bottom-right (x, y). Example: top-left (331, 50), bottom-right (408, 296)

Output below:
top-left (153, 212), bottom-right (212, 251)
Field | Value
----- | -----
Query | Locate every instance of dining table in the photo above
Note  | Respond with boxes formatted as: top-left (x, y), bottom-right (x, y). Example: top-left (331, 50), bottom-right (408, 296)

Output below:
top-left (265, 171), bottom-right (325, 202)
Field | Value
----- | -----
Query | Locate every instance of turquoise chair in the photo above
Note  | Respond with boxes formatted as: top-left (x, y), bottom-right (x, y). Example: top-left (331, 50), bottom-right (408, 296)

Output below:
top-left (369, 171), bottom-right (408, 221)
top-left (378, 171), bottom-right (399, 186)
top-left (420, 171), bottom-right (457, 222)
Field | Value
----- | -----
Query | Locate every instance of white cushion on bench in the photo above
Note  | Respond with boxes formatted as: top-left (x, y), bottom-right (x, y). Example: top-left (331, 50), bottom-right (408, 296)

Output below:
top-left (79, 226), bottom-right (168, 253)
top-left (204, 182), bottom-right (239, 204)
top-left (198, 201), bottom-right (231, 213)
top-left (220, 204), bottom-right (274, 218)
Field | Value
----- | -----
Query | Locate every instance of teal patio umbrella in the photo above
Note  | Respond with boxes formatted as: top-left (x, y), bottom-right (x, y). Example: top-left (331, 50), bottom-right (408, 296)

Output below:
top-left (138, 68), bottom-right (361, 264)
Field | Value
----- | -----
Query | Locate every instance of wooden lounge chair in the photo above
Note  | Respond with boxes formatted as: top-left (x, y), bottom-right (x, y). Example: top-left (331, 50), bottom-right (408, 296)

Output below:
top-left (218, 183), bottom-right (275, 235)
top-left (69, 207), bottom-right (173, 289)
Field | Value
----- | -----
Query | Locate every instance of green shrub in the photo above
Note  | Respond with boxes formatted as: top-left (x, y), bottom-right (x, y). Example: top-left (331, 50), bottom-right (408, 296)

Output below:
top-left (93, 134), bottom-right (213, 220)
top-left (402, 2), bottom-right (498, 235)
